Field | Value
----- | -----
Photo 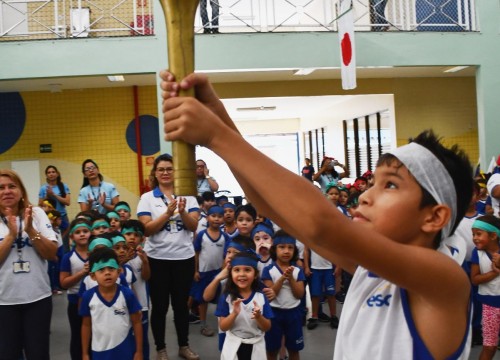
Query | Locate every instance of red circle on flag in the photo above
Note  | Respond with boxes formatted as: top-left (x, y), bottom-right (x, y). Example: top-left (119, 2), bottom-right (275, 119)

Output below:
top-left (341, 33), bottom-right (352, 66)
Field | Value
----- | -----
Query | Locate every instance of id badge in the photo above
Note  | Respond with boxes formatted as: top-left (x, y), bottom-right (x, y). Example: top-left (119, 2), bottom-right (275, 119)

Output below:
top-left (169, 219), bottom-right (179, 233)
top-left (13, 261), bottom-right (30, 274)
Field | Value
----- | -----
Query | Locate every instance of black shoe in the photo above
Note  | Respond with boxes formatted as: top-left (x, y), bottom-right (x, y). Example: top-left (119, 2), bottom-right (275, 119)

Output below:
top-left (330, 315), bottom-right (339, 329)
top-left (335, 292), bottom-right (346, 304)
top-left (211, 28), bottom-right (219, 34)
top-left (318, 312), bottom-right (331, 322)
top-left (306, 318), bottom-right (318, 330)
top-left (188, 312), bottom-right (200, 324)
top-left (203, 28), bottom-right (211, 34)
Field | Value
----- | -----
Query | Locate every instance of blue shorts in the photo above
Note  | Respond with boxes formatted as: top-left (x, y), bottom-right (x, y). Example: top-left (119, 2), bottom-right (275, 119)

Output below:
top-left (309, 268), bottom-right (335, 297)
top-left (265, 307), bottom-right (304, 352)
top-left (190, 269), bottom-right (219, 303)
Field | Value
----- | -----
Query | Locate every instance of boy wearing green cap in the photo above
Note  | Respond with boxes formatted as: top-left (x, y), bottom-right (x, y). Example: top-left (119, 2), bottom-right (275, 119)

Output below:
top-left (80, 247), bottom-right (143, 360)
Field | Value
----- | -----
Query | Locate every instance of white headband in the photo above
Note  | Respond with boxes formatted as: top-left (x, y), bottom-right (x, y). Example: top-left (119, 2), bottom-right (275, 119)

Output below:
top-left (388, 142), bottom-right (457, 240)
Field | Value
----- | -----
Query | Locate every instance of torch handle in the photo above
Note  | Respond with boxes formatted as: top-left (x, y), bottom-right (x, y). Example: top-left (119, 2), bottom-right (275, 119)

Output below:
top-left (159, 0), bottom-right (200, 196)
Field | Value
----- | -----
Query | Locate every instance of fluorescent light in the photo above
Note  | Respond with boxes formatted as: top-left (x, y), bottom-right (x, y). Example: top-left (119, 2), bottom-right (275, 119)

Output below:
top-left (107, 75), bottom-right (125, 82)
top-left (294, 68), bottom-right (316, 76)
top-left (237, 106), bottom-right (276, 111)
top-left (444, 66), bottom-right (469, 73)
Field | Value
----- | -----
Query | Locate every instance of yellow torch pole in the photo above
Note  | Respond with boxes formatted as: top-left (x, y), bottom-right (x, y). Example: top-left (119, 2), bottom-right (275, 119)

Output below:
top-left (159, 0), bottom-right (200, 196)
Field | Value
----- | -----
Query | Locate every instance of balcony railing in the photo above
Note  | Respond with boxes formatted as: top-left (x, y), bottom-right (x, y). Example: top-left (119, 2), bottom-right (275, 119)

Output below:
top-left (0, 0), bottom-right (477, 41)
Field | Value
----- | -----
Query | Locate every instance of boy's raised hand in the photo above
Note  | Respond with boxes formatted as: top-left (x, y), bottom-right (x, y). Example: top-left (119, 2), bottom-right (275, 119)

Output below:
top-left (160, 71), bottom-right (221, 116)
top-left (160, 70), bottom-right (240, 147)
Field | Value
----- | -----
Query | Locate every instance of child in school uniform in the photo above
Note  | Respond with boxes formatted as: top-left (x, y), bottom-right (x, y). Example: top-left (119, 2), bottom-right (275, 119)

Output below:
top-left (222, 203), bottom-right (238, 237)
top-left (234, 204), bottom-right (257, 239)
top-left (106, 211), bottom-right (122, 232)
top-left (223, 204), bottom-right (257, 254)
top-left (161, 71), bottom-right (474, 358)
top-left (110, 231), bottom-right (137, 289)
top-left (203, 236), bottom-right (256, 351)
top-left (251, 223), bottom-right (275, 274)
top-left (60, 218), bottom-right (92, 360)
top-left (80, 247), bottom-right (143, 360)
top-left (78, 235), bottom-right (130, 298)
top-left (193, 205), bottom-right (230, 337)
top-left (215, 252), bottom-right (273, 360)
top-left (115, 201), bottom-right (132, 221)
top-left (123, 219), bottom-right (151, 360)
top-left (470, 215), bottom-right (500, 360)
top-left (303, 242), bottom-right (339, 330)
top-left (261, 231), bottom-right (306, 360)
top-left (47, 209), bottom-right (64, 294)
top-left (91, 214), bottom-right (111, 236)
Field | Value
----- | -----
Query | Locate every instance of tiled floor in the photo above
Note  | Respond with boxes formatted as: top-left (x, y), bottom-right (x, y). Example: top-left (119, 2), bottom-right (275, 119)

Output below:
top-left (49, 294), bottom-right (491, 359)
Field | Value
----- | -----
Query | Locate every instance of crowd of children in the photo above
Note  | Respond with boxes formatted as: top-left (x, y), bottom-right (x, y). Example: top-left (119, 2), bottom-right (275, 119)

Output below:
top-left (36, 145), bottom-right (500, 360)
top-left (38, 153), bottom-right (500, 360)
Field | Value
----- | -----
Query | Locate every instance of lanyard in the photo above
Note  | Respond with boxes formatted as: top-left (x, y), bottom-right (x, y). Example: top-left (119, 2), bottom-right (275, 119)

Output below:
top-left (197, 178), bottom-right (207, 191)
top-left (90, 183), bottom-right (102, 203)
top-left (160, 194), bottom-right (176, 206)
top-left (1, 215), bottom-right (24, 261)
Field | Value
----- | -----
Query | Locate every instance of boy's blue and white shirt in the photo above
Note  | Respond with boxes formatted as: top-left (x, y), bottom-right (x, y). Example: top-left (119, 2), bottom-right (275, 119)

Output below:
top-left (261, 263), bottom-right (306, 309)
top-left (127, 255), bottom-right (149, 311)
top-left (60, 249), bottom-right (88, 304)
top-left (193, 229), bottom-right (228, 272)
top-left (257, 257), bottom-right (272, 275)
top-left (334, 267), bottom-right (471, 359)
top-left (310, 249), bottom-right (332, 270)
top-left (471, 248), bottom-right (500, 307)
top-left (79, 285), bottom-right (141, 358)
top-left (78, 272), bottom-right (129, 297)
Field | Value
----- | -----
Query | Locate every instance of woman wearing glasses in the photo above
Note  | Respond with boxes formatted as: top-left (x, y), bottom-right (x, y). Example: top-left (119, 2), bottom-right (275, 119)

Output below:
top-left (137, 153), bottom-right (201, 360)
top-left (77, 159), bottom-right (120, 214)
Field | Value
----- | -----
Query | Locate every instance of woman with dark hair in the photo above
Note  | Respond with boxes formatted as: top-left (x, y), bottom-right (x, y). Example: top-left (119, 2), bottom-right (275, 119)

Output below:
top-left (38, 165), bottom-right (71, 229)
top-left (312, 157), bottom-right (349, 193)
top-left (78, 159), bottom-right (119, 214)
top-left (0, 169), bottom-right (60, 359)
top-left (137, 154), bottom-right (200, 360)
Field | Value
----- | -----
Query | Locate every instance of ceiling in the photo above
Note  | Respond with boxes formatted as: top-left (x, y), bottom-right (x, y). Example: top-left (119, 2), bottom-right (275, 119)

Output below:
top-left (0, 65), bottom-right (475, 122)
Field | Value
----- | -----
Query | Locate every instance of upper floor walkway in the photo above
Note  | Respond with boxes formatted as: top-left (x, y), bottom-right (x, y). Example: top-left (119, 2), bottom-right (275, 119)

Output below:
top-left (0, 0), bottom-right (478, 41)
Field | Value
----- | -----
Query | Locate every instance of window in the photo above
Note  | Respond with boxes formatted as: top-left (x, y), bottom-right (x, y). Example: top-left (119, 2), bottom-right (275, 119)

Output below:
top-left (344, 111), bottom-right (391, 178)
top-left (303, 127), bottom-right (327, 171)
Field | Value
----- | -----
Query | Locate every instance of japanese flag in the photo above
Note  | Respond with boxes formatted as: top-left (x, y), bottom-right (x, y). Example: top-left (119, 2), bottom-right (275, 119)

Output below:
top-left (338, 0), bottom-right (356, 90)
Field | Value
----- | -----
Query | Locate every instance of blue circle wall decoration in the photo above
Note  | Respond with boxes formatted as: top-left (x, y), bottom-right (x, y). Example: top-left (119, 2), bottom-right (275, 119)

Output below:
top-left (125, 115), bottom-right (160, 156)
top-left (0, 92), bottom-right (26, 154)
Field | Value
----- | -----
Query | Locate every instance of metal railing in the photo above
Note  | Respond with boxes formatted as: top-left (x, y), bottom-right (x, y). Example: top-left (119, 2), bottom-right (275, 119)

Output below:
top-left (0, 0), bottom-right (477, 41)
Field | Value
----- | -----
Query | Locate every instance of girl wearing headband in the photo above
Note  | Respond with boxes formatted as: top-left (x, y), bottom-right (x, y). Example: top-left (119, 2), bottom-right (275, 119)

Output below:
top-left (114, 201), bottom-right (132, 221)
top-left (60, 218), bottom-right (91, 360)
top-left (215, 252), bottom-right (273, 359)
top-left (470, 215), bottom-right (500, 360)
top-left (106, 211), bottom-right (121, 232)
top-left (262, 231), bottom-right (306, 360)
